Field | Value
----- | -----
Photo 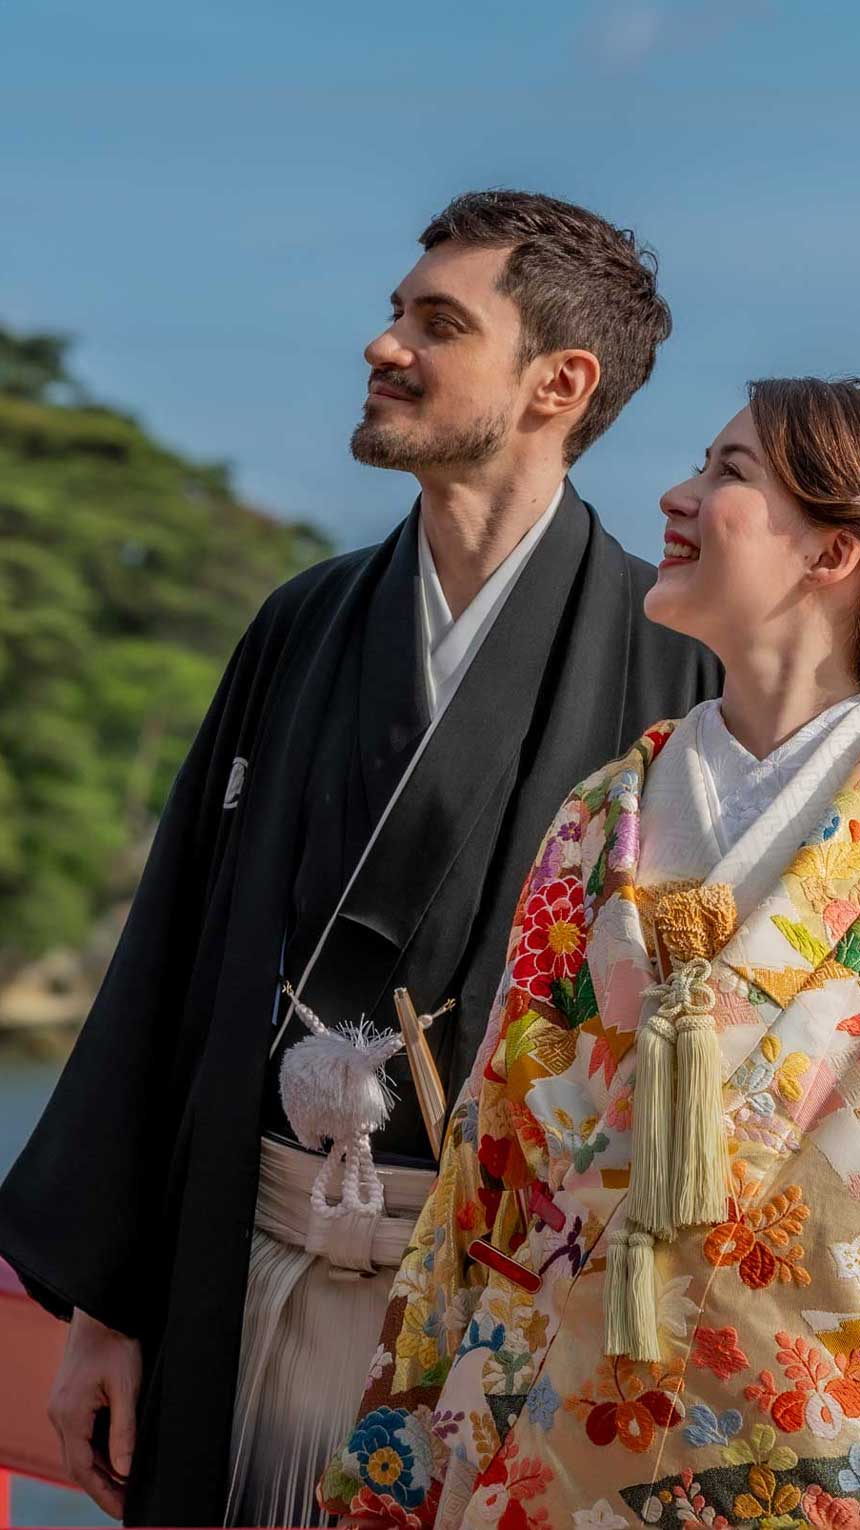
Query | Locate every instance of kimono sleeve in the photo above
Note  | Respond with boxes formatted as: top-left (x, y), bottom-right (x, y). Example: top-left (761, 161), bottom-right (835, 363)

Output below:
top-left (318, 789), bottom-right (587, 1527)
top-left (0, 627), bottom-right (256, 1335)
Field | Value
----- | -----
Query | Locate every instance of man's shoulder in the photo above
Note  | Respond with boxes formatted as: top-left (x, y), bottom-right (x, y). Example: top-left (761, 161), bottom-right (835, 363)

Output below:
top-left (622, 547), bottom-right (659, 590)
top-left (250, 542), bottom-right (379, 635)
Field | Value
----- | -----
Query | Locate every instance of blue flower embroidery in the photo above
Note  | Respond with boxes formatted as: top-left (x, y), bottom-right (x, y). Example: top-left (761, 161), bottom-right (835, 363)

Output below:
top-left (460, 1313), bottom-right (506, 1357)
top-left (732, 1058), bottom-right (777, 1117)
top-left (804, 810), bottom-right (840, 845)
top-left (526, 1376), bottom-right (561, 1432)
top-left (344, 1407), bottom-right (432, 1508)
top-left (682, 1403), bottom-right (743, 1448)
top-left (607, 768), bottom-right (638, 802)
top-left (839, 1441), bottom-right (860, 1493)
top-left (423, 1223), bottom-right (446, 1272)
top-left (423, 1289), bottom-right (446, 1341)
top-left (460, 1098), bottom-right (479, 1146)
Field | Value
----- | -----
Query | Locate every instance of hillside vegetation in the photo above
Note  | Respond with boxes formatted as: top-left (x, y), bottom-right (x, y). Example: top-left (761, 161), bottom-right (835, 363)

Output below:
top-left (0, 324), bottom-right (330, 964)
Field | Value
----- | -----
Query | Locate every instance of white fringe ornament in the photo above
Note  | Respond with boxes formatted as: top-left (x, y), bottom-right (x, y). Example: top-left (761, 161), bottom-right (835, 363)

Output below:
top-left (604, 956), bottom-right (729, 1363)
top-left (603, 1226), bottom-right (632, 1357)
top-left (278, 983), bottom-right (450, 1222)
top-left (626, 1230), bottom-right (662, 1363)
top-left (626, 1008), bottom-right (676, 1241)
top-left (672, 961), bottom-right (729, 1227)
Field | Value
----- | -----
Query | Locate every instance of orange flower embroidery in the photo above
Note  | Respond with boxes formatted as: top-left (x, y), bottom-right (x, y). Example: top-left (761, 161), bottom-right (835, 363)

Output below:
top-left (564, 1354), bottom-right (684, 1453)
top-left (691, 1325), bottom-right (750, 1379)
top-left (745, 1333), bottom-right (860, 1437)
top-left (703, 1162), bottom-right (810, 1290)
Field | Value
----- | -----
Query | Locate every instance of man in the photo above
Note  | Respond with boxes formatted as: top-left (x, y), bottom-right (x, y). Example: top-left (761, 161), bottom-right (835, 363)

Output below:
top-left (0, 190), bottom-right (720, 1527)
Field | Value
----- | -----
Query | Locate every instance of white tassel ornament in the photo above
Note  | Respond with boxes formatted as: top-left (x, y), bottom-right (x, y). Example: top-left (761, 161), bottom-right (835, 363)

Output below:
top-left (278, 985), bottom-right (403, 1220)
top-left (278, 983), bottom-right (450, 1222)
top-left (626, 1230), bottom-right (662, 1363)
top-left (603, 1227), bottom-right (632, 1356)
top-left (626, 1008), bottom-right (676, 1240)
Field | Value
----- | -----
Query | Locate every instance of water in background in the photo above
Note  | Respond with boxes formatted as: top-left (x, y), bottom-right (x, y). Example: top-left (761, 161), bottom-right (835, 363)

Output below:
top-left (0, 1049), bottom-right (61, 1179)
top-left (1, 1046), bottom-right (112, 1527)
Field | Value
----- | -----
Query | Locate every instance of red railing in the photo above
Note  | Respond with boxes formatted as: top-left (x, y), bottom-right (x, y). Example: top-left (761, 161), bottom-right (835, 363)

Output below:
top-left (0, 1257), bottom-right (78, 1527)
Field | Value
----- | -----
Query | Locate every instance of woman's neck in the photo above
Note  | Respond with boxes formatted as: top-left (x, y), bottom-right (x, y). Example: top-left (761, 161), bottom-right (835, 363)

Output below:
top-left (720, 652), bottom-right (859, 760)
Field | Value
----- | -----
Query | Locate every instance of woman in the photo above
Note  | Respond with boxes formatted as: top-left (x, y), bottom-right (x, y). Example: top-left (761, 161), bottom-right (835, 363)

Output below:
top-left (320, 378), bottom-right (860, 1528)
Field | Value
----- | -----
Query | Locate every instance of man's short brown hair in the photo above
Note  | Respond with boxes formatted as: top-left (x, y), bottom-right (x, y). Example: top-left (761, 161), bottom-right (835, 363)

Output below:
top-left (420, 189), bottom-right (672, 467)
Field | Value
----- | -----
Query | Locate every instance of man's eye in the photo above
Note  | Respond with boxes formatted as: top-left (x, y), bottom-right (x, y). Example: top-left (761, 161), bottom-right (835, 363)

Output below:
top-left (692, 463), bottom-right (705, 476)
top-left (430, 315), bottom-right (457, 333)
top-left (387, 311), bottom-right (402, 323)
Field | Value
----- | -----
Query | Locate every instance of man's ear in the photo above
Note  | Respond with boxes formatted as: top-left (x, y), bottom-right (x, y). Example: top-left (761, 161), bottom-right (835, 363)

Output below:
top-left (531, 349), bottom-right (601, 422)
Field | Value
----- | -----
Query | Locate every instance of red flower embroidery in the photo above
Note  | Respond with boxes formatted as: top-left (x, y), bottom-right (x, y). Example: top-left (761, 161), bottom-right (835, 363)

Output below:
top-left (803, 1484), bottom-right (860, 1528)
top-left (511, 877), bottom-right (586, 1001)
top-left (566, 1357), bottom-right (684, 1454)
top-left (691, 1325), bottom-right (750, 1379)
top-left (644, 724), bottom-right (673, 761)
top-left (587, 1033), bottom-right (617, 1087)
top-left (477, 1186), bottom-right (502, 1225)
top-left (479, 1133), bottom-right (511, 1181)
top-left (475, 1440), bottom-right (552, 1530)
top-left (456, 1200), bottom-right (478, 1231)
top-left (349, 1486), bottom-right (430, 1528)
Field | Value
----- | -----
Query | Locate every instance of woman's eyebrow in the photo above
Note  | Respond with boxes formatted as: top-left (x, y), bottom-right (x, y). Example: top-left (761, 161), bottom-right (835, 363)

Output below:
top-left (705, 442), bottom-right (761, 464)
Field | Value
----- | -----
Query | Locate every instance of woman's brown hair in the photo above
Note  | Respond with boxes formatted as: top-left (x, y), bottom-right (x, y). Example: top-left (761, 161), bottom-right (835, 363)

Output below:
top-left (748, 376), bottom-right (860, 532)
top-left (749, 377), bottom-right (860, 675)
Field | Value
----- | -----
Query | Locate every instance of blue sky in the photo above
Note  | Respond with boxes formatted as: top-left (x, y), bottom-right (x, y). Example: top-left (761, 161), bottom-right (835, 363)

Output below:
top-left (4, 0), bottom-right (860, 558)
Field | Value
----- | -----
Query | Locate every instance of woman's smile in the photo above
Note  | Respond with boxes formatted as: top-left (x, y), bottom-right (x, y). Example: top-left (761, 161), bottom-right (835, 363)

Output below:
top-left (660, 530), bottom-right (700, 568)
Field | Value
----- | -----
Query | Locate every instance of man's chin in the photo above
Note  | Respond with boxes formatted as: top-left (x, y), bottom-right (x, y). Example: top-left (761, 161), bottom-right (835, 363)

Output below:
top-left (350, 421), bottom-right (421, 470)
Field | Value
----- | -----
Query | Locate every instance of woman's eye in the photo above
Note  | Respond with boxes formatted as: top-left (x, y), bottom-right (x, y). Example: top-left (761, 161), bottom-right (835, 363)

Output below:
top-left (692, 463), bottom-right (705, 476)
top-left (721, 460), bottom-right (743, 480)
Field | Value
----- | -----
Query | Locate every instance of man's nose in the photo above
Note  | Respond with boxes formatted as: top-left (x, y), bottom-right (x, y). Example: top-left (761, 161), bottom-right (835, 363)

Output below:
top-left (364, 326), bottom-right (415, 371)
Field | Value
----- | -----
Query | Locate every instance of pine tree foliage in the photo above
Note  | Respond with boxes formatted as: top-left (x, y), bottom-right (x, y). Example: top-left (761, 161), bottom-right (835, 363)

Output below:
top-left (0, 324), bottom-right (331, 958)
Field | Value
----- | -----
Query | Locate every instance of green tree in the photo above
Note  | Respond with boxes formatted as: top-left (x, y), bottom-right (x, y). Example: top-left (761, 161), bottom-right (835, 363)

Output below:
top-left (0, 325), bottom-right (331, 960)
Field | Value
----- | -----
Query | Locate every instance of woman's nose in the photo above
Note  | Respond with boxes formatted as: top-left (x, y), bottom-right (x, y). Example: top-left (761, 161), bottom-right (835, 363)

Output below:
top-left (659, 481), bottom-right (699, 519)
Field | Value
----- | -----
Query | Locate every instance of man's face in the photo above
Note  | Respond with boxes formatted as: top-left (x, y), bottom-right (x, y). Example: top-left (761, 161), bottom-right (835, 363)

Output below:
top-left (351, 242), bottom-right (526, 473)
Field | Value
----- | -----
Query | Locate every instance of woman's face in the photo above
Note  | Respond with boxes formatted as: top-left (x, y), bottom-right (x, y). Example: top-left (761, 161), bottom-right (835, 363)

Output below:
top-left (644, 406), bottom-right (826, 655)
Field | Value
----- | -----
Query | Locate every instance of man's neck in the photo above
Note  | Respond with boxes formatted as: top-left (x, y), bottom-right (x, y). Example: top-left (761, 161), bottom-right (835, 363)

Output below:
top-left (417, 468), bottom-right (566, 620)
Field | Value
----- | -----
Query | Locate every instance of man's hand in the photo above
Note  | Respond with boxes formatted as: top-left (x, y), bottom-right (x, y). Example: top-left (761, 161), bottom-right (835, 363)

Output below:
top-left (48, 1308), bottom-right (142, 1520)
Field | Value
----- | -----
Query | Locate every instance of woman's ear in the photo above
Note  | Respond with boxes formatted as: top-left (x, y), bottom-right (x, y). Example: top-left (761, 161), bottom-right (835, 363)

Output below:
top-left (807, 529), bottom-right (860, 586)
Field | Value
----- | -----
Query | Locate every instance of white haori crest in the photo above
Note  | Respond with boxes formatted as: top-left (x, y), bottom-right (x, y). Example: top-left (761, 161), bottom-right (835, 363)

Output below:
top-left (223, 755), bottom-right (248, 810)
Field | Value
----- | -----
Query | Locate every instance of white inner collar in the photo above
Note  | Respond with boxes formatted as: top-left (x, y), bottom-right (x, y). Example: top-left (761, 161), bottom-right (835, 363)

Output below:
top-left (417, 481), bottom-right (564, 717)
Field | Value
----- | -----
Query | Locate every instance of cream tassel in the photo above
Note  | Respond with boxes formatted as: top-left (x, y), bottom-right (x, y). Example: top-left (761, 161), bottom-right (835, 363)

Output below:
top-left (626, 1230), bottom-right (662, 1362)
top-left (603, 1227), bottom-right (631, 1356)
top-left (672, 963), bottom-right (728, 1226)
top-left (626, 1010), bottom-right (676, 1239)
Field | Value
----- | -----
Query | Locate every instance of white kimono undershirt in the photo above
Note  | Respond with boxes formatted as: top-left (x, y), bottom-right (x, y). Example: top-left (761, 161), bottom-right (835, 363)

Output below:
top-left (639, 694), bottom-right (860, 922)
top-left (417, 481), bottom-right (564, 721)
top-left (698, 695), bottom-right (860, 856)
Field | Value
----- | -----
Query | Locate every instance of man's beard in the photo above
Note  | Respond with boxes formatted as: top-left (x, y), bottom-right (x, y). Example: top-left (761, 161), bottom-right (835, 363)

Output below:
top-left (351, 404), bottom-right (510, 471)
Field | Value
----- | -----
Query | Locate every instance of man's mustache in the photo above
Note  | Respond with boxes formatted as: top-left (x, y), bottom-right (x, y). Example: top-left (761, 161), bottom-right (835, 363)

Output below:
top-left (368, 369), bottom-right (425, 400)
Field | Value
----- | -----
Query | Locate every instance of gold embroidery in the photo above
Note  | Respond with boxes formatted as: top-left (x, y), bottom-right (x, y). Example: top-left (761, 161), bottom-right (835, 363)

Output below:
top-left (654, 882), bottom-right (738, 961)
